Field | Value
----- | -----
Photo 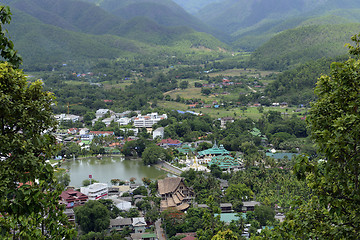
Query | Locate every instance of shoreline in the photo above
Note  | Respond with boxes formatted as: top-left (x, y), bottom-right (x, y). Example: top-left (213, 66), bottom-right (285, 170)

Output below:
top-left (154, 161), bottom-right (183, 176)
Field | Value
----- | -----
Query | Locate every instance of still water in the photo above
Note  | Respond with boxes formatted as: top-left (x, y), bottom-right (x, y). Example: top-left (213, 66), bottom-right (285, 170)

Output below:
top-left (62, 156), bottom-right (169, 187)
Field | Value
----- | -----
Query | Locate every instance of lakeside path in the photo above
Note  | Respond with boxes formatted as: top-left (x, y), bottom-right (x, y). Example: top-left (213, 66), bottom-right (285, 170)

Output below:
top-left (155, 161), bottom-right (183, 176)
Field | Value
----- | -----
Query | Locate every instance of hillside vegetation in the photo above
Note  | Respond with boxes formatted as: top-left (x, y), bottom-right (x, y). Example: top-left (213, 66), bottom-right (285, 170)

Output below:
top-left (264, 56), bottom-right (347, 104)
top-left (5, 0), bottom-right (227, 68)
top-left (248, 23), bottom-right (360, 70)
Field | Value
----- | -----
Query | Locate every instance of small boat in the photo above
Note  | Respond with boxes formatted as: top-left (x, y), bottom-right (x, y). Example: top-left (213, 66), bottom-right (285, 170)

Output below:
top-left (96, 154), bottom-right (102, 159)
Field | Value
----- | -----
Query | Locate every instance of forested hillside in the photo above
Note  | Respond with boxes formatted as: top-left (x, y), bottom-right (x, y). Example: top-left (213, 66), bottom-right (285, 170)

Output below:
top-left (195, 0), bottom-right (360, 51)
top-left (248, 23), bottom-right (360, 70)
top-left (80, 0), bottom-right (220, 38)
top-left (5, 0), bottom-right (227, 68)
top-left (264, 56), bottom-right (347, 104)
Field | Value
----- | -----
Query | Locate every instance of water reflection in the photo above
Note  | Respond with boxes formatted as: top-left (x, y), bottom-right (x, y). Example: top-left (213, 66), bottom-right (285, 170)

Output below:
top-left (62, 156), bottom-right (168, 187)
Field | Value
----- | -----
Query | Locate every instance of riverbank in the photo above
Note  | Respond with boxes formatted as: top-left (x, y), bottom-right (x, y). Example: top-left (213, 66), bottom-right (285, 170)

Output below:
top-left (155, 161), bottom-right (183, 176)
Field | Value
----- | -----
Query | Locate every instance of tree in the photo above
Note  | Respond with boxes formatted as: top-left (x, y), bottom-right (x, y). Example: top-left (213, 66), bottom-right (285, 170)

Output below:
top-left (179, 80), bottom-right (189, 89)
top-left (0, 26), bottom-right (75, 240)
top-left (225, 183), bottom-right (254, 203)
top-left (201, 88), bottom-right (211, 95)
top-left (142, 144), bottom-right (166, 165)
top-left (211, 229), bottom-right (238, 240)
top-left (253, 205), bottom-right (275, 227)
top-left (262, 34), bottom-right (360, 239)
top-left (0, 6), bottom-right (22, 68)
top-left (74, 200), bottom-right (110, 234)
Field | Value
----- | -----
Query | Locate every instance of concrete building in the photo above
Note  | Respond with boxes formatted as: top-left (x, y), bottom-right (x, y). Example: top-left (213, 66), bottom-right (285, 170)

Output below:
top-left (152, 127), bottom-right (164, 139)
top-left (133, 113), bottom-right (167, 128)
top-left (54, 114), bottom-right (80, 122)
top-left (80, 183), bottom-right (108, 200)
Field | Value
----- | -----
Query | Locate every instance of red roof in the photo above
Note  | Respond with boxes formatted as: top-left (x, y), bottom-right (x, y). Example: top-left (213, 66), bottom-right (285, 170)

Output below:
top-left (90, 131), bottom-right (114, 135)
top-left (182, 236), bottom-right (196, 240)
top-left (161, 138), bottom-right (181, 145)
top-left (60, 190), bottom-right (88, 208)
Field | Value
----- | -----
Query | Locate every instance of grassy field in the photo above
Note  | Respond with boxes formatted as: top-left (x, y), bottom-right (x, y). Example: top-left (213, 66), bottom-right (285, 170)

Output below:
top-left (158, 100), bottom-right (308, 120)
top-left (208, 68), bottom-right (278, 78)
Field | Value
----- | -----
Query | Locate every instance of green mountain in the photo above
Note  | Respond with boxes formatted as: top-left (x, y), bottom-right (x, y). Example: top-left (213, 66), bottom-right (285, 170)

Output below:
top-left (9, 0), bottom-right (125, 34)
top-left (196, 0), bottom-right (360, 51)
top-left (6, 9), bottom-right (148, 67)
top-left (264, 55), bottom-right (347, 105)
top-left (248, 23), bottom-right (360, 70)
top-left (172, 0), bottom-right (220, 14)
top-left (4, 1), bottom-right (227, 68)
top-left (81, 0), bottom-right (220, 37)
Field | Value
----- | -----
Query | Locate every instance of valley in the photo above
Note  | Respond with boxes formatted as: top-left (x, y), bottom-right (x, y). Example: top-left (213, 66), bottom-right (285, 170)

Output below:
top-left (1, 0), bottom-right (360, 239)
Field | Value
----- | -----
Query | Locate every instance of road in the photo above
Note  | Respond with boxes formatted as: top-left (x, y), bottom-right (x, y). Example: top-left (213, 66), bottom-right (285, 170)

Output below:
top-left (155, 219), bottom-right (167, 240)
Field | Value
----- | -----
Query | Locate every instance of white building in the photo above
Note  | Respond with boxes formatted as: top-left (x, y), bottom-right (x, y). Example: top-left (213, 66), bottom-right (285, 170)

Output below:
top-left (116, 117), bottom-right (132, 126)
top-left (133, 113), bottom-right (167, 128)
top-left (152, 127), bottom-right (164, 139)
top-left (54, 114), bottom-right (80, 123)
top-left (96, 109), bottom-right (110, 118)
top-left (102, 115), bottom-right (116, 127)
top-left (80, 183), bottom-right (108, 200)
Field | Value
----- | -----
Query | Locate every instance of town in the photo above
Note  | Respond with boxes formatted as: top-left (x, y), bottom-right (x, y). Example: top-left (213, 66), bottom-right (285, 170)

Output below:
top-left (52, 105), bottom-right (308, 239)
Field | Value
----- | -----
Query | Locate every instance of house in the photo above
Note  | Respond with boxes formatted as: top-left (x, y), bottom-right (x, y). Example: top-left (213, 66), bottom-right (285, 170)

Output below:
top-left (59, 189), bottom-right (88, 208)
top-left (67, 128), bottom-right (79, 134)
top-left (220, 203), bottom-right (233, 213)
top-left (89, 131), bottom-right (114, 137)
top-left (80, 183), bottom-right (108, 200)
top-left (130, 233), bottom-right (157, 240)
top-left (109, 218), bottom-right (132, 231)
top-left (159, 138), bottom-right (181, 148)
top-left (54, 114), bottom-right (80, 122)
top-left (96, 109), bottom-right (109, 118)
top-left (152, 127), bottom-right (164, 139)
top-left (117, 117), bottom-right (132, 126)
top-left (79, 128), bottom-right (89, 135)
top-left (220, 117), bottom-right (234, 129)
top-left (158, 177), bottom-right (194, 211)
top-left (280, 102), bottom-right (288, 108)
top-left (132, 217), bottom-right (147, 233)
top-left (64, 208), bottom-right (75, 223)
top-left (242, 201), bottom-right (260, 212)
top-left (102, 116), bottom-right (116, 127)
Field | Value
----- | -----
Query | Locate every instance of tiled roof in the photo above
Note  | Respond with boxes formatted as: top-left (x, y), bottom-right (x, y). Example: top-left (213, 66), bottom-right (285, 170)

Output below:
top-left (158, 177), bottom-right (182, 195)
top-left (197, 143), bottom-right (230, 157)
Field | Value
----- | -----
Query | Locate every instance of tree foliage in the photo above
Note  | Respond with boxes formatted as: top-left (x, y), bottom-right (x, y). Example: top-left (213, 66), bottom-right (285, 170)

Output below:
top-left (0, 44), bottom-right (75, 240)
top-left (260, 33), bottom-right (360, 239)
top-left (74, 200), bottom-right (110, 234)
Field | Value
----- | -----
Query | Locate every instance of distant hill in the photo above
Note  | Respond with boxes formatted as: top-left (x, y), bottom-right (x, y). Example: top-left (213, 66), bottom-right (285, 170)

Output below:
top-left (264, 55), bottom-right (348, 105)
top-left (196, 0), bottom-right (360, 50)
top-left (172, 0), bottom-right (220, 14)
top-left (6, 9), bottom-right (147, 67)
top-left (248, 23), bottom-right (360, 70)
top-left (80, 0), bottom-right (222, 38)
top-left (9, 0), bottom-right (125, 35)
top-left (4, 1), bottom-right (227, 68)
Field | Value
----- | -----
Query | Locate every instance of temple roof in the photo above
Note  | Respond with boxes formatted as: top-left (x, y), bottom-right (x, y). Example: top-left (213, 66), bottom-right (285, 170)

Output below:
top-left (197, 143), bottom-right (230, 157)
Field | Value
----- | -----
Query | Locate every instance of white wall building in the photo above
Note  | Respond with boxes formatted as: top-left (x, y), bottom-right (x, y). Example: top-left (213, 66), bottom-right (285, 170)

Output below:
top-left (54, 114), bottom-right (80, 123)
top-left (153, 127), bottom-right (164, 139)
top-left (116, 117), bottom-right (132, 126)
top-left (80, 183), bottom-right (108, 200)
top-left (96, 109), bottom-right (110, 118)
top-left (133, 113), bottom-right (167, 128)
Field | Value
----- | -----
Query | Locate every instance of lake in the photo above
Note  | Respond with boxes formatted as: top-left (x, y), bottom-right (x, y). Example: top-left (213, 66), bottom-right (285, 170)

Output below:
top-left (62, 156), bottom-right (169, 187)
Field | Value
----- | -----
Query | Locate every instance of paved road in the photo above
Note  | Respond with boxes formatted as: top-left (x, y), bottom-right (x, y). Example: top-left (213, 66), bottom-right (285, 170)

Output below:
top-left (155, 219), bottom-right (167, 240)
top-left (158, 161), bottom-right (183, 175)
